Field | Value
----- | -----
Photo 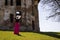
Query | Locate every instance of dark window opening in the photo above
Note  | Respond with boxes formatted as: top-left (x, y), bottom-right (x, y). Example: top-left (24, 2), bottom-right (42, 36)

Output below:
top-left (5, 0), bottom-right (8, 5)
top-left (10, 0), bottom-right (13, 6)
top-left (10, 14), bottom-right (14, 23)
top-left (38, 0), bottom-right (40, 3)
top-left (32, 21), bottom-right (35, 30)
top-left (16, 0), bottom-right (21, 6)
top-left (32, 0), bottom-right (34, 16)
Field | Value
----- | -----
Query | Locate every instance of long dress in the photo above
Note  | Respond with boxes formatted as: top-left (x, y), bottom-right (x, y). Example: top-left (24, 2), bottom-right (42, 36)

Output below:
top-left (14, 19), bottom-right (20, 34)
top-left (14, 22), bottom-right (20, 34)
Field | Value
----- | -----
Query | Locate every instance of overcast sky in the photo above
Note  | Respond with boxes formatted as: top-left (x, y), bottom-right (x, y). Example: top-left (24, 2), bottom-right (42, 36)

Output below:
top-left (38, 0), bottom-right (60, 32)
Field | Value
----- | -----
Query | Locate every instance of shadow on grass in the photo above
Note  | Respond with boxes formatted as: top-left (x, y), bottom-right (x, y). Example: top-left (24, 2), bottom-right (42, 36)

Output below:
top-left (38, 32), bottom-right (60, 39)
top-left (14, 34), bottom-right (22, 36)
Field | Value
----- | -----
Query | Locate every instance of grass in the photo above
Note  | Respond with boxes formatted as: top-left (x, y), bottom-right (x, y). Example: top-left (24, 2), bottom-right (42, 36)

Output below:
top-left (0, 31), bottom-right (60, 40)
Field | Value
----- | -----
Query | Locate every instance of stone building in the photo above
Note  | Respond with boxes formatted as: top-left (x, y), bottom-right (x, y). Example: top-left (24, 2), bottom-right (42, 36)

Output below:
top-left (0, 0), bottom-right (40, 32)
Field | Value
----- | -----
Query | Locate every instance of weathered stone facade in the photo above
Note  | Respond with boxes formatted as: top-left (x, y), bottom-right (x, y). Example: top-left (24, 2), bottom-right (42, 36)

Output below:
top-left (0, 0), bottom-right (40, 32)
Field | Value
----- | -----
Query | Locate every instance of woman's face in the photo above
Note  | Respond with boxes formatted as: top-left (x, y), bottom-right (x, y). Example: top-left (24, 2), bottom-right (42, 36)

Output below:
top-left (16, 15), bottom-right (21, 19)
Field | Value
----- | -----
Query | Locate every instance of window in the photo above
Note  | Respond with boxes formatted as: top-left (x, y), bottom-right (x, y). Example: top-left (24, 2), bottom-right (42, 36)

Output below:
top-left (10, 0), bottom-right (13, 6)
top-left (16, 0), bottom-right (21, 6)
top-left (5, 0), bottom-right (8, 5)
top-left (38, 0), bottom-right (40, 3)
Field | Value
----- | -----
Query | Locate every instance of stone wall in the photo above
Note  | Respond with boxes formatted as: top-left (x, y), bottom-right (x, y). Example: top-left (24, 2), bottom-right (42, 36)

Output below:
top-left (0, 0), bottom-right (39, 32)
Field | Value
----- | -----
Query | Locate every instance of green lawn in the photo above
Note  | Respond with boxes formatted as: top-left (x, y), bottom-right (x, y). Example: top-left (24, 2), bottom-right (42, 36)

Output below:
top-left (0, 31), bottom-right (60, 40)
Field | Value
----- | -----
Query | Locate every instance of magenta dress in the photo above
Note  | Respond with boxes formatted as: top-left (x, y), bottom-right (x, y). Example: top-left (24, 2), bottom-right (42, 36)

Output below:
top-left (14, 22), bottom-right (20, 34)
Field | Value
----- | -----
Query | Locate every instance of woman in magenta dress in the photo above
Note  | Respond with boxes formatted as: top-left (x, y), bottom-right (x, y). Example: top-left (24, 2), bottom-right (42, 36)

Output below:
top-left (14, 12), bottom-right (21, 35)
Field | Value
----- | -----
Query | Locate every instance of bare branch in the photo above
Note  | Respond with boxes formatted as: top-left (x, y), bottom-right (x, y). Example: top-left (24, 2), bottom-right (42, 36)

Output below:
top-left (54, 0), bottom-right (60, 7)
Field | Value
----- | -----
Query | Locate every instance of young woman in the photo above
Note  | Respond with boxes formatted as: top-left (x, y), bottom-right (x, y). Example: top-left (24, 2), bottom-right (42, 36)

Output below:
top-left (14, 12), bottom-right (21, 35)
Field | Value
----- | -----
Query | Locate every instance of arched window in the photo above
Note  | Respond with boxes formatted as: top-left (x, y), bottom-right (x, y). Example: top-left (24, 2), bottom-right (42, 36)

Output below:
top-left (38, 0), bottom-right (40, 3)
top-left (5, 0), bottom-right (8, 5)
top-left (10, 0), bottom-right (13, 6)
top-left (16, 0), bottom-right (21, 6)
